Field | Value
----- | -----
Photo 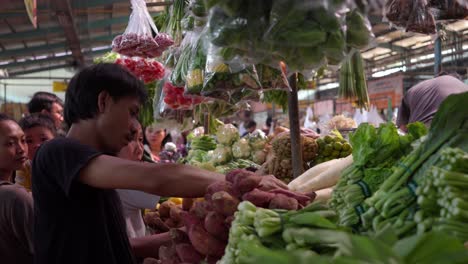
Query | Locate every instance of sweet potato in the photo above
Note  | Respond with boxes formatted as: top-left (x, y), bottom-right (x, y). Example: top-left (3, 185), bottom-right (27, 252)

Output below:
top-left (269, 189), bottom-right (311, 206)
top-left (233, 175), bottom-right (262, 195)
top-left (226, 169), bottom-right (253, 183)
top-left (204, 211), bottom-right (229, 241)
top-left (206, 181), bottom-right (235, 198)
top-left (170, 205), bottom-right (183, 223)
top-left (182, 198), bottom-right (195, 211)
top-left (269, 194), bottom-right (299, 210)
top-left (165, 218), bottom-right (180, 228)
top-left (189, 200), bottom-right (213, 219)
top-left (175, 243), bottom-right (203, 263)
top-left (241, 188), bottom-right (275, 207)
top-left (225, 215), bottom-right (235, 225)
top-left (159, 245), bottom-right (179, 261)
top-left (159, 201), bottom-right (177, 219)
top-left (211, 191), bottom-right (240, 216)
top-left (258, 175), bottom-right (289, 192)
top-left (170, 229), bottom-right (190, 244)
top-left (142, 258), bottom-right (159, 264)
top-left (188, 222), bottom-right (226, 257)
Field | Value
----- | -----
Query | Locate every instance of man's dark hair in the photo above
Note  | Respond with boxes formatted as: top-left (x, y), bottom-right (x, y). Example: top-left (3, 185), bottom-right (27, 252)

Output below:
top-left (27, 92), bottom-right (63, 113)
top-left (245, 120), bottom-right (257, 129)
top-left (0, 113), bottom-right (15, 123)
top-left (18, 113), bottom-right (57, 136)
top-left (64, 63), bottom-right (148, 126)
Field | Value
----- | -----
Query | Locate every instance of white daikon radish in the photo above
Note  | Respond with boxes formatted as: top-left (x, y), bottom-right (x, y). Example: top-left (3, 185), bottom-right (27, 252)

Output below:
top-left (314, 188), bottom-right (334, 203)
top-left (288, 156), bottom-right (351, 190)
top-left (294, 155), bottom-right (353, 193)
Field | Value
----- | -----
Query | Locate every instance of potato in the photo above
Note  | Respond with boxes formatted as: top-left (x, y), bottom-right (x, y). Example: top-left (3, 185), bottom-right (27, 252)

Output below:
top-left (170, 206), bottom-right (183, 223)
top-left (269, 194), bottom-right (299, 210)
top-left (189, 200), bottom-right (213, 219)
top-left (225, 215), bottom-right (235, 225)
top-left (241, 188), bottom-right (275, 207)
top-left (159, 201), bottom-right (177, 219)
top-left (188, 222), bottom-right (226, 257)
top-left (170, 229), bottom-right (190, 244)
top-left (165, 218), bottom-right (179, 228)
top-left (258, 175), bottom-right (288, 192)
top-left (204, 211), bottom-right (229, 241)
top-left (226, 169), bottom-right (253, 183)
top-left (175, 243), bottom-right (203, 263)
top-left (211, 191), bottom-right (240, 216)
top-left (206, 181), bottom-right (236, 198)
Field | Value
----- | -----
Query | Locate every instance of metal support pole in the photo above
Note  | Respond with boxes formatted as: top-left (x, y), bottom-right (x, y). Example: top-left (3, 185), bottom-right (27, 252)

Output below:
top-left (3, 83), bottom-right (6, 107)
top-left (434, 25), bottom-right (442, 76)
top-left (287, 73), bottom-right (304, 178)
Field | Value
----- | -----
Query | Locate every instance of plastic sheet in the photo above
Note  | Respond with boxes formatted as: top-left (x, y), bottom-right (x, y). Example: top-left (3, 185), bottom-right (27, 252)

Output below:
top-left (112, 0), bottom-right (173, 58)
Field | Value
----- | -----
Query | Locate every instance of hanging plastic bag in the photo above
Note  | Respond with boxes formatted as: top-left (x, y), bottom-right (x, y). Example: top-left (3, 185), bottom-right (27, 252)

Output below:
top-left (428, 0), bottom-right (468, 20)
top-left (112, 0), bottom-right (174, 58)
top-left (368, 105), bottom-right (386, 126)
top-left (201, 44), bottom-right (261, 100)
top-left (345, 9), bottom-right (374, 50)
top-left (303, 106), bottom-right (316, 129)
top-left (384, 0), bottom-right (414, 28)
top-left (256, 64), bottom-right (289, 90)
top-left (406, 0), bottom-right (436, 34)
top-left (185, 34), bottom-right (207, 95)
top-left (115, 57), bottom-right (165, 84)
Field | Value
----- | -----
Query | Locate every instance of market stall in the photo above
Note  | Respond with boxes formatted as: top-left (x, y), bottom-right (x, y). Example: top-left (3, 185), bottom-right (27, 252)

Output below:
top-left (92, 0), bottom-right (468, 263)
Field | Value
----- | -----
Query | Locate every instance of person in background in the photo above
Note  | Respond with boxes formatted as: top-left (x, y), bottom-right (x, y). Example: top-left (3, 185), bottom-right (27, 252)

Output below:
top-left (0, 113), bottom-right (34, 264)
top-left (262, 116), bottom-right (272, 135)
top-left (15, 114), bottom-right (56, 192)
top-left (32, 64), bottom-right (222, 264)
top-left (116, 120), bottom-right (160, 238)
top-left (242, 120), bottom-right (257, 137)
top-left (396, 72), bottom-right (468, 131)
top-left (27, 92), bottom-right (65, 136)
top-left (143, 124), bottom-right (172, 162)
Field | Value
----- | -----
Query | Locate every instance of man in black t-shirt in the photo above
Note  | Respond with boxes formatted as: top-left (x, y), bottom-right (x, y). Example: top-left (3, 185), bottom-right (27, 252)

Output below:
top-left (32, 64), bottom-right (223, 264)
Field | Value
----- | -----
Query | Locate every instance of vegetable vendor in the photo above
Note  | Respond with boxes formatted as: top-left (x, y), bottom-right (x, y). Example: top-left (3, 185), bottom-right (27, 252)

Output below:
top-left (32, 64), bottom-right (223, 264)
top-left (397, 73), bottom-right (467, 132)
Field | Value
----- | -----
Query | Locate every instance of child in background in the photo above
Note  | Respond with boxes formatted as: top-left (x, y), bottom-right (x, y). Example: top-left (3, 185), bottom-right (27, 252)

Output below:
top-left (15, 114), bottom-right (56, 192)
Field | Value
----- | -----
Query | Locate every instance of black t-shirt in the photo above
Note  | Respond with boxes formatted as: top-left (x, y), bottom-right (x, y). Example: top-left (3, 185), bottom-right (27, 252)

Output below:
top-left (32, 138), bottom-right (136, 264)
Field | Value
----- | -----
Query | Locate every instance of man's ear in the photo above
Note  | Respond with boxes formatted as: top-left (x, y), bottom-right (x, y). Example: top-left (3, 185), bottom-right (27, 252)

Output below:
top-left (97, 91), bottom-right (110, 113)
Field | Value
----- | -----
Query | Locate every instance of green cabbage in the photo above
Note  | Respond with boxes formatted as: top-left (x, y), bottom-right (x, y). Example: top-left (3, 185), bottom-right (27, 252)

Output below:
top-left (216, 124), bottom-right (240, 146)
top-left (248, 130), bottom-right (267, 151)
top-left (232, 138), bottom-right (252, 159)
top-left (252, 150), bottom-right (266, 164)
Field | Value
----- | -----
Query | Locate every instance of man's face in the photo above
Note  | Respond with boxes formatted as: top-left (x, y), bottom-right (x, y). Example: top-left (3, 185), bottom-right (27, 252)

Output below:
top-left (0, 120), bottom-right (28, 172)
top-left (97, 95), bottom-right (141, 155)
top-left (24, 126), bottom-right (55, 160)
top-left (117, 122), bottom-right (144, 161)
top-left (45, 102), bottom-right (63, 129)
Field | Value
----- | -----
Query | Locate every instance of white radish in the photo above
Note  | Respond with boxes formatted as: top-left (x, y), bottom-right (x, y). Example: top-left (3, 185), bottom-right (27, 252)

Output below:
top-left (314, 188), bottom-right (334, 203)
top-left (288, 156), bottom-right (350, 190)
top-left (294, 155), bottom-right (353, 193)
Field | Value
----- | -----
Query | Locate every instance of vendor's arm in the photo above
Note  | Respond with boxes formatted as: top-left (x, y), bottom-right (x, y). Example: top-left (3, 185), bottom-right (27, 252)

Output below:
top-left (79, 155), bottom-right (223, 197)
top-left (130, 232), bottom-right (172, 259)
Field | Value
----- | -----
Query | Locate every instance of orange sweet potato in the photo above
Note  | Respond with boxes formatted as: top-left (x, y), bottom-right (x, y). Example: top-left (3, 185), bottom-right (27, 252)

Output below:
top-left (242, 188), bottom-right (275, 207)
top-left (211, 191), bottom-right (240, 216)
top-left (269, 193), bottom-right (299, 210)
top-left (204, 211), bottom-right (229, 241)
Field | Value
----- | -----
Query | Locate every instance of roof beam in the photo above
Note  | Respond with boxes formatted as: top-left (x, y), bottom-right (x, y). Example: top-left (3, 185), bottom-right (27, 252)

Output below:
top-left (0, 34), bottom-right (116, 59)
top-left (51, 0), bottom-right (84, 67)
top-left (8, 63), bottom-right (72, 76)
top-left (3, 48), bottom-right (112, 70)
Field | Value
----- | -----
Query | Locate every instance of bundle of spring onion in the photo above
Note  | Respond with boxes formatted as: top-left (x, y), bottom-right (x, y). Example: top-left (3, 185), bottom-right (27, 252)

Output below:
top-left (338, 50), bottom-right (370, 110)
top-left (415, 147), bottom-right (468, 241)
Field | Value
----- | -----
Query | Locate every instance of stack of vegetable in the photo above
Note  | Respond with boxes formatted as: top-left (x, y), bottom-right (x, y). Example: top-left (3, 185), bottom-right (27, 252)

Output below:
top-left (262, 132), bottom-right (318, 183)
top-left (314, 134), bottom-right (352, 165)
top-left (346, 92), bottom-right (468, 237)
top-left (144, 199), bottom-right (189, 234)
top-left (165, 169), bottom-right (313, 263)
top-left (415, 147), bottom-right (468, 242)
top-left (329, 122), bottom-right (427, 230)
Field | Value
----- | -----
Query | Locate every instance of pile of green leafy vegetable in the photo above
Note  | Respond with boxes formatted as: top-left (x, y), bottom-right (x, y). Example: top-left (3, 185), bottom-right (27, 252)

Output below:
top-left (330, 121), bottom-right (427, 230)
top-left (354, 92), bottom-right (468, 237)
top-left (220, 201), bottom-right (468, 264)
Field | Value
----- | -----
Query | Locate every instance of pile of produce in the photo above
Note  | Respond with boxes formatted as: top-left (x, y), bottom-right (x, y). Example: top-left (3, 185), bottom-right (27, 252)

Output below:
top-left (333, 92), bottom-right (468, 237)
top-left (262, 132), bottom-right (318, 183)
top-left (326, 115), bottom-right (357, 131)
top-left (115, 57), bottom-right (165, 84)
top-left (156, 169), bottom-right (314, 263)
top-left (314, 134), bottom-right (352, 165)
top-left (162, 81), bottom-right (204, 110)
top-left (330, 121), bottom-right (427, 230)
top-left (183, 124), bottom-right (268, 174)
top-left (144, 198), bottom-right (188, 234)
